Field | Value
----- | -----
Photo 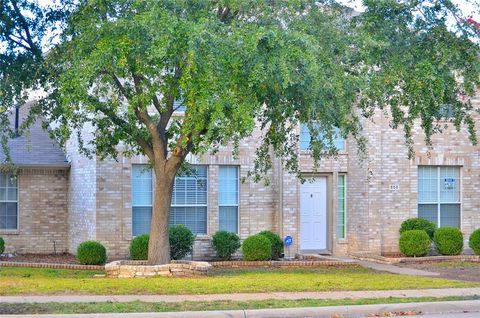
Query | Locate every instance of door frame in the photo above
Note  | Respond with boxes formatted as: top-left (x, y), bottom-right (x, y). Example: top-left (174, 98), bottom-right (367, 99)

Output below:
top-left (297, 173), bottom-right (332, 254)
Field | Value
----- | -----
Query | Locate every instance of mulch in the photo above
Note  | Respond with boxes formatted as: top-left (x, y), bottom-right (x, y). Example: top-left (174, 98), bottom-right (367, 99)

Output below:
top-left (398, 261), bottom-right (480, 282)
top-left (0, 253), bottom-right (79, 264)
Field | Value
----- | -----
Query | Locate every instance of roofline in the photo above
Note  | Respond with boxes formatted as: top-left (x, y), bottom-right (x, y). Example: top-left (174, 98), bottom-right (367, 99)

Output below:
top-left (16, 163), bottom-right (71, 170)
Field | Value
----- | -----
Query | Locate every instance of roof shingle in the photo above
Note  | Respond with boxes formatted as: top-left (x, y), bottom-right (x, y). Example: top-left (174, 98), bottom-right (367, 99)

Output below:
top-left (0, 102), bottom-right (69, 167)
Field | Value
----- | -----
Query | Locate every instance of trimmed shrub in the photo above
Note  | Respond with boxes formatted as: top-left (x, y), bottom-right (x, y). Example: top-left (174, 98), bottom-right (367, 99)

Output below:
top-left (469, 229), bottom-right (480, 255)
top-left (169, 224), bottom-right (195, 260)
top-left (212, 231), bottom-right (241, 260)
top-left (76, 241), bottom-right (107, 265)
top-left (399, 218), bottom-right (436, 240)
top-left (242, 234), bottom-right (272, 261)
top-left (0, 237), bottom-right (4, 255)
top-left (434, 227), bottom-right (464, 256)
top-left (259, 230), bottom-right (284, 260)
top-left (399, 230), bottom-right (431, 257)
top-left (130, 234), bottom-right (149, 260)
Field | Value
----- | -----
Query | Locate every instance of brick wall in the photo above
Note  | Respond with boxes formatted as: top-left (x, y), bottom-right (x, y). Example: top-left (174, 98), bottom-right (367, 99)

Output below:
top-left (1, 168), bottom-right (69, 254)
top-left (66, 131), bottom-right (97, 253)
top-left (3, 91), bottom-right (463, 259)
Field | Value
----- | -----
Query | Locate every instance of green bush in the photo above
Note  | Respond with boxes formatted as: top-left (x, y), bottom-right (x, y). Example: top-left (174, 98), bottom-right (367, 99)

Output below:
top-left (259, 230), bottom-right (284, 260)
top-left (169, 225), bottom-right (195, 260)
top-left (399, 218), bottom-right (436, 240)
top-left (212, 231), bottom-right (241, 260)
top-left (434, 227), bottom-right (464, 256)
top-left (399, 230), bottom-right (431, 257)
top-left (242, 234), bottom-right (272, 261)
top-left (130, 234), bottom-right (149, 260)
top-left (0, 237), bottom-right (4, 254)
top-left (469, 229), bottom-right (480, 255)
top-left (76, 241), bottom-right (107, 265)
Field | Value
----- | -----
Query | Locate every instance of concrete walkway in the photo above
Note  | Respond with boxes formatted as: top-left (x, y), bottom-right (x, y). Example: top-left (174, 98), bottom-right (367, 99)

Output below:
top-left (3, 300), bottom-right (480, 318)
top-left (2, 287), bottom-right (480, 304)
top-left (358, 260), bottom-right (441, 276)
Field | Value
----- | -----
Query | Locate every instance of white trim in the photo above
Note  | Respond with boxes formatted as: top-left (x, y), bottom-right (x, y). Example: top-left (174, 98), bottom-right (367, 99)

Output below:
top-left (0, 173), bottom-right (19, 231)
top-left (170, 165), bottom-right (209, 235)
top-left (417, 166), bottom-right (461, 228)
top-left (337, 174), bottom-right (347, 240)
top-left (131, 164), bottom-right (153, 237)
top-left (218, 165), bottom-right (240, 234)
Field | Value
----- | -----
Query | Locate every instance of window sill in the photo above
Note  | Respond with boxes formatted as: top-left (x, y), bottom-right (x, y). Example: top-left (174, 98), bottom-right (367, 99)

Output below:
top-left (195, 235), bottom-right (211, 241)
top-left (299, 150), bottom-right (348, 155)
top-left (0, 230), bottom-right (19, 235)
top-left (337, 239), bottom-right (348, 244)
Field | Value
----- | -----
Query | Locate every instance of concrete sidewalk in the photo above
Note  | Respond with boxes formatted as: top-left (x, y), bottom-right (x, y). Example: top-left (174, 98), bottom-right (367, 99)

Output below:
top-left (357, 260), bottom-right (441, 276)
top-left (1, 287), bottom-right (480, 304)
top-left (3, 300), bottom-right (480, 318)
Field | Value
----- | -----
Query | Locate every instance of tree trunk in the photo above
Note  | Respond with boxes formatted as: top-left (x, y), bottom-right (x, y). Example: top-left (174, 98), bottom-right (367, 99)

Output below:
top-left (147, 172), bottom-right (175, 265)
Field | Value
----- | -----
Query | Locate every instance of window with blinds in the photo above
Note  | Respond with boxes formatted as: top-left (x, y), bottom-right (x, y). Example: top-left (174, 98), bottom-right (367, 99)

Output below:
top-left (131, 165), bottom-right (153, 236)
top-left (299, 124), bottom-right (345, 151)
top-left (219, 166), bottom-right (239, 233)
top-left (337, 175), bottom-right (346, 239)
top-left (170, 166), bottom-right (208, 235)
top-left (0, 174), bottom-right (18, 230)
top-left (418, 166), bottom-right (461, 228)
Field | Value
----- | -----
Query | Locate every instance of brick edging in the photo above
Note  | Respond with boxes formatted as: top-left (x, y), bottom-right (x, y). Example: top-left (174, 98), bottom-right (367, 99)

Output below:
top-left (210, 260), bottom-right (356, 267)
top-left (0, 261), bottom-right (105, 271)
top-left (350, 253), bottom-right (480, 264)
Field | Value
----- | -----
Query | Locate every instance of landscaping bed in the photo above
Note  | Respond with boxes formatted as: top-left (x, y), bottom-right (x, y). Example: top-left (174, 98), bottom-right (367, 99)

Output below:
top-left (0, 253), bottom-right (78, 264)
top-left (398, 261), bottom-right (480, 282)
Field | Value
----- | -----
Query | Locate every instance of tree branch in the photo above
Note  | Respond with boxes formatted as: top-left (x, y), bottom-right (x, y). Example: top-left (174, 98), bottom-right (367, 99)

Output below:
top-left (95, 103), bottom-right (155, 162)
top-left (10, 0), bottom-right (40, 57)
top-left (132, 73), bottom-right (167, 158)
top-left (111, 73), bottom-right (130, 99)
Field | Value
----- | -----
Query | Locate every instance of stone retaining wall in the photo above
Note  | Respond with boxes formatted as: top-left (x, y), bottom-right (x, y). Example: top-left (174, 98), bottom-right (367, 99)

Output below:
top-left (105, 260), bottom-right (212, 278)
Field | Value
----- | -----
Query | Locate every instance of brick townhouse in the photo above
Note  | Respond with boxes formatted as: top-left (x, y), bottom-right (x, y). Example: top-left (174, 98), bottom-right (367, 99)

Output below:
top-left (1, 92), bottom-right (480, 259)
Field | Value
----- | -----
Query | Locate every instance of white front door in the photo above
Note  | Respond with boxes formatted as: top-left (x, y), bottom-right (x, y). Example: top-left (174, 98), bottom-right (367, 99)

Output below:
top-left (300, 178), bottom-right (327, 250)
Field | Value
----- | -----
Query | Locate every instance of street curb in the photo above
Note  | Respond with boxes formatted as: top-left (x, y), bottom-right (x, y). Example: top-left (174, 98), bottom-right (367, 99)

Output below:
top-left (3, 300), bottom-right (480, 318)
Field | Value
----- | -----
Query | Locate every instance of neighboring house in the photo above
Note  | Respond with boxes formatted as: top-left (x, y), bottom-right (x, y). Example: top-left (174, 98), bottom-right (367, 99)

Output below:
top-left (1, 93), bottom-right (480, 259)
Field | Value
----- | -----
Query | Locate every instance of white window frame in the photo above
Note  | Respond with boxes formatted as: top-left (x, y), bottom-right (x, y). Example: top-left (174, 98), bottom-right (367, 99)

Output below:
top-left (170, 165), bottom-right (208, 235)
top-left (0, 173), bottom-right (19, 231)
top-left (299, 124), bottom-right (346, 151)
top-left (337, 174), bottom-right (347, 240)
top-left (218, 165), bottom-right (240, 234)
top-left (417, 166), bottom-right (462, 228)
top-left (131, 165), bottom-right (153, 237)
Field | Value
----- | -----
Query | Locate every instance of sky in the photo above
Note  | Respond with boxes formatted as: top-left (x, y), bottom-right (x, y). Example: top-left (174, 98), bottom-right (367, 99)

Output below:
top-left (337, 0), bottom-right (479, 19)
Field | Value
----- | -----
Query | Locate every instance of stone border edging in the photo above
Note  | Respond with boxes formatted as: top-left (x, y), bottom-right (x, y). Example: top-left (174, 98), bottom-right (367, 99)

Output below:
top-left (350, 253), bottom-right (480, 264)
top-left (0, 261), bottom-right (105, 271)
top-left (0, 259), bottom-right (357, 273)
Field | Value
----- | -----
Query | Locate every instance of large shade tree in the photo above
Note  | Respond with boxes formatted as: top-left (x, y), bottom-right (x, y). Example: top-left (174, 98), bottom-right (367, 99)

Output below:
top-left (1, 0), bottom-right (479, 264)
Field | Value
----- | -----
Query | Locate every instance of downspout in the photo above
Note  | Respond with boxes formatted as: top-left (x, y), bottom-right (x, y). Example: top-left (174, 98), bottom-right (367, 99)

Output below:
top-left (14, 106), bottom-right (20, 136)
top-left (278, 158), bottom-right (284, 239)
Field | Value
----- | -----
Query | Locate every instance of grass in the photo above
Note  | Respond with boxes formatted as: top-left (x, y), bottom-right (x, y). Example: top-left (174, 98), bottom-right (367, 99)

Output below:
top-left (1, 266), bottom-right (478, 296)
top-left (1, 296), bottom-right (479, 315)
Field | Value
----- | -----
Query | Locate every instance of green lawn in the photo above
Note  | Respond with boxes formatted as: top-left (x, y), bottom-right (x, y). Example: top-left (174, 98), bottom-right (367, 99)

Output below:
top-left (1, 296), bottom-right (479, 315)
top-left (1, 266), bottom-right (478, 296)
